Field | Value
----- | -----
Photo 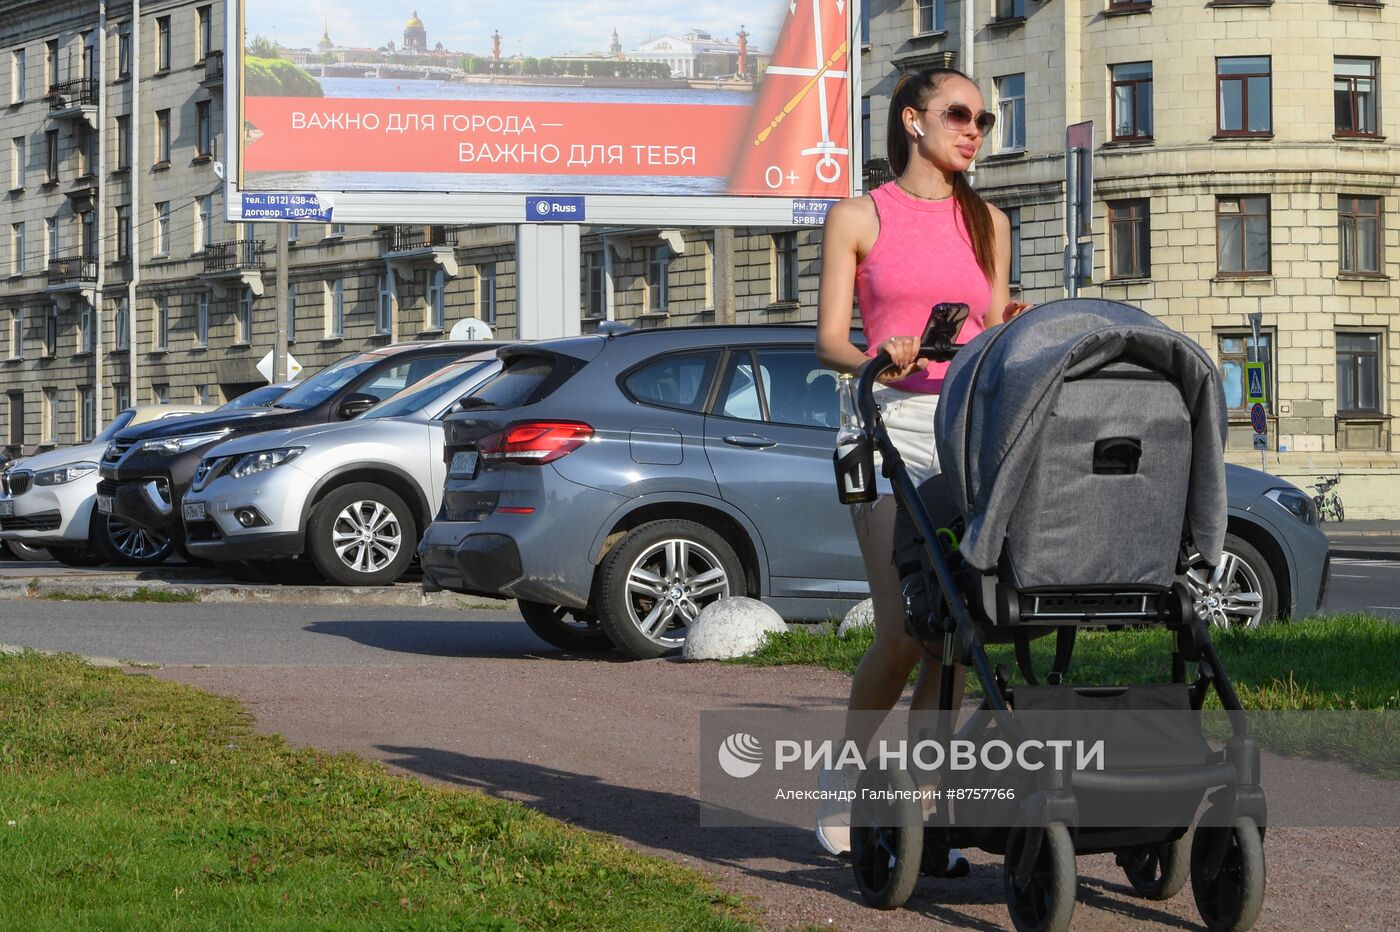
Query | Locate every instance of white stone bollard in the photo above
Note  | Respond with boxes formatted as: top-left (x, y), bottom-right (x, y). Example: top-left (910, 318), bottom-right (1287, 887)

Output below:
top-left (837, 598), bottom-right (875, 638)
top-left (682, 597), bottom-right (788, 660)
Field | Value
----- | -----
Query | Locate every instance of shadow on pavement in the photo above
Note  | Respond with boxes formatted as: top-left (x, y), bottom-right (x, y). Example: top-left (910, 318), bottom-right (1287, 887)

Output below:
top-left (374, 744), bottom-right (1206, 928)
top-left (304, 619), bottom-right (632, 662)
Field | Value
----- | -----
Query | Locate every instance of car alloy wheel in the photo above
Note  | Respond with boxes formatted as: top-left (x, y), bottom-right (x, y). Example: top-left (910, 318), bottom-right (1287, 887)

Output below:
top-left (597, 519), bottom-right (746, 660)
top-left (109, 517), bottom-right (171, 563)
top-left (332, 500), bottom-right (403, 574)
top-left (1185, 533), bottom-right (1277, 628)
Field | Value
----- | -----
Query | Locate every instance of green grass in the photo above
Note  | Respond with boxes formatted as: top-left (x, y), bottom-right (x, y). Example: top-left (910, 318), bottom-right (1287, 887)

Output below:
top-left (738, 615), bottom-right (1400, 776)
top-left (0, 652), bottom-right (750, 930)
top-left (40, 586), bottom-right (199, 604)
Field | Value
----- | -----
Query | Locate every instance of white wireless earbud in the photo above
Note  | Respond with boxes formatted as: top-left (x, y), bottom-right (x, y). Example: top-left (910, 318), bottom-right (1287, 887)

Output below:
top-left (911, 123), bottom-right (926, 138)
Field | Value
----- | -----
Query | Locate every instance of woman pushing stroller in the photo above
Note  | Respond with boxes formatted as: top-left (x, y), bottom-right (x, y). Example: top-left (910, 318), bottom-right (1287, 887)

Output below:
top-left (814, 67), bottom-right (1030, 859)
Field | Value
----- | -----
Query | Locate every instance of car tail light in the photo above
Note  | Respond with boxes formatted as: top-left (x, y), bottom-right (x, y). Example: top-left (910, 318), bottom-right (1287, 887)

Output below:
top-left (478, 421), bottom-right (593, 464)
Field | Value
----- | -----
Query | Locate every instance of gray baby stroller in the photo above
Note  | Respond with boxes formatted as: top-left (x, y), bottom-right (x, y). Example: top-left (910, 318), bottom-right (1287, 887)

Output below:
top-left (841, 299), bottom-right (1266, 932)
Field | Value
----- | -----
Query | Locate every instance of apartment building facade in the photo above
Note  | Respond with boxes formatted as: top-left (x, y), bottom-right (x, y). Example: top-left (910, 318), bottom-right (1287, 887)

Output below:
top-left (864, 0), bottom-right (1399, 515)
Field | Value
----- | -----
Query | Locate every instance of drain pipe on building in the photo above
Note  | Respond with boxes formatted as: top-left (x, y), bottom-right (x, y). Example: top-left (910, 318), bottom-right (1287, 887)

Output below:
top-left (126, 0), bottom-right (141, 406)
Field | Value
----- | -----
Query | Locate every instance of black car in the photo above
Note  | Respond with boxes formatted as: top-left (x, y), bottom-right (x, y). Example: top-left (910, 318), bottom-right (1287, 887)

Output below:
top-left (98, 341), bottom-right (500, 555)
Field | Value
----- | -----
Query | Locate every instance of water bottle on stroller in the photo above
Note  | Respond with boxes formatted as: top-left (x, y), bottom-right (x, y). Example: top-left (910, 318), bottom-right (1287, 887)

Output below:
top-left (834, 373), bottom-right (877, 504)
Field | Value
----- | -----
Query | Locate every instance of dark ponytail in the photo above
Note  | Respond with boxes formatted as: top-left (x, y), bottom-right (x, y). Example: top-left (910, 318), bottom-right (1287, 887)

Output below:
top-left (886, 68), bottom-right (997, 283)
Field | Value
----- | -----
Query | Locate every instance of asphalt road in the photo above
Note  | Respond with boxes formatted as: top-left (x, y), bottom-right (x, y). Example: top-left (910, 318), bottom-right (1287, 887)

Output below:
top-left (1323, 557), bottom-right (1400, 618)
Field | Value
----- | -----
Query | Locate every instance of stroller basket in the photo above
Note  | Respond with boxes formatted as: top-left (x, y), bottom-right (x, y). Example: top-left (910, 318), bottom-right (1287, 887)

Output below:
top-left (1012, 588), bottom-right (1180, 625)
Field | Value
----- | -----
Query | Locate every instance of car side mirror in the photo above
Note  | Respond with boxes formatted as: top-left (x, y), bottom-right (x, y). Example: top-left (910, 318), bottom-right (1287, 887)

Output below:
top-left (337, 393), bottom-right (378, 419)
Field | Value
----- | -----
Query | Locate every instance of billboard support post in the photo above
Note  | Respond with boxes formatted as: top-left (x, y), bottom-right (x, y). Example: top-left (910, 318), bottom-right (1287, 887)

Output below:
top-left (274, 224), bottom-right (288, 382)
top-left (516, 225), bottom-right (582, 340)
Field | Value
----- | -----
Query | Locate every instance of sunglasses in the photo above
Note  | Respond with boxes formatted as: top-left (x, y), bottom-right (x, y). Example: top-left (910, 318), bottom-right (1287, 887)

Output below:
top-left (919, 105), bottom-right (997, 136)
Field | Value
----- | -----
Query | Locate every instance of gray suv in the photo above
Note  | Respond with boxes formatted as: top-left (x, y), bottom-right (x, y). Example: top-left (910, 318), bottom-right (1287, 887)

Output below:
top-left (420, 326), bottom-right (864, 657)
top-left (420, 325), bottom-right (1329, 660)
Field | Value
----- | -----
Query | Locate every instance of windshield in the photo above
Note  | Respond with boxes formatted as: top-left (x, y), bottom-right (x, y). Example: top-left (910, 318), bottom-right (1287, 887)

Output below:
top-left (362, 359), bottom-right (495, 420)
top-left (95, 409), bottom-right (136, 443)
top-left (272, 354), bottom-right (380, 410)
top-left (220, 383), bottom-right (294, 410)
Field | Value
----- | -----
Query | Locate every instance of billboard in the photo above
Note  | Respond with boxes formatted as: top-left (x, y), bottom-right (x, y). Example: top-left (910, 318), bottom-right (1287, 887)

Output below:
top-left (227, 1), bottom-right (858, 226)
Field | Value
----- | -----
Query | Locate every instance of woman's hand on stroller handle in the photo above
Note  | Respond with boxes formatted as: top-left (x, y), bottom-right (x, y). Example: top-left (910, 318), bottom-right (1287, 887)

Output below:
top-left (872, 335), bottom-right (929, 383)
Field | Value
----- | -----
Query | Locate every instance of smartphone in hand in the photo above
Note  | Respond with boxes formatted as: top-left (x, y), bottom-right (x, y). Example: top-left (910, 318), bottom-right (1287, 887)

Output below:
top-left (920, 302), bottom-right (970, 360)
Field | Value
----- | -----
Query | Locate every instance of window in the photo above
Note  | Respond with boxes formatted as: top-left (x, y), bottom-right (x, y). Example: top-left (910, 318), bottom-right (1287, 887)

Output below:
top-left (152, 383), bottom-right (170, 405)
top-left (1217, 57), bottom-right (1271, 136)
top-left (1337, 332), bottom-right (1381, 415)
top-left (42, 389), bottom-right (58, 444)
top-left (1339, 195), bottom-right (1382, 275)
top-left (646, 245), bottom-right (671, 311)
top-left (861, 0), bottom-right (871, 45)
top-left (376, 274), bottom-right (393, 335)
top-left (44, 129), bottom-right (58, 183)
top-left (44, 219), bottom-right (57, 265)
top-left (477, 264), bottom-right (497, 325)
top-left (115, 114), bottom-right (131, 170)
top-left (773, 231), bottom-right (799, 303)
top-left (8, 308), bottom-right (22, 359)
top-left (196, 385), bottom-right (218, 406)
top-left (80, 210), bottom-right (94, 257)
top-left (45, 40), bottom-right (57, 92)
top-left (195, 293), bottom-right (209, 346)
top-left (152, 297), bottom-right (168, 351)
top-left (7, 392), bottom-right (24, 446)
top-left (426, 269), bottom-right (445, 330)
top-left (358, 355), bottom-right (457, 403)
top-left (624, 350), bottom-right (720, 412)
top-left (1216, 196), bottom-right (1270, 276)
top-left (76, 124), bottom-right (95, 177)
top-left (996, 74), bottom-right (1026, 152)
top-left (155, 109), bottom-right (171, 164)
top-left (1111, 62), bottom-right (1153, 141)
top-left (11, 49), bottom-right (24, 103)
top-left (115, 204), bottom-right (131, 260)
top-left (717, 348), bottom-right (843, 429)
top-left (1334, 58), bottom-right (1378, 137)
top-left (114, 297), bottom-right (129, 351)
top-left (79, 386), bottom-right (95, 441)
top-left (10, 136), bottom-right (23, 190)
top-left (10, 222), bottom-right (23, 275)
top-left (584, 251), bottom-right (607, 318)
top-left (115, 383), bottom-right (130, 412)
top-left (1218, 333), bottom-right (1273, 414)
top-left (286, 286), bottom-right (297, 343)
top-left (326, 279), bottom-right (344, 337)
top-left (154, 201), bottom-right (170, 256)
top-left (915, 0), bottom-right (945, 34)
top-left (197, 195), bottom-right (213, 249)
top-left (196, 100), bottom-right (213, 157)
top-left (288, 223), bottom-right (299, 242)
top-left (156, 16), bottom-right (172, 72)
top-left (1008, 208), bottom-right (1022, 287)
top-left (237, 291), bottom-right (253, 344)
top-left (78, 303), bottom-right (94, 353)
top-left (861, 97), bottom-right (871, 164)
top-left (117, 24), bottom-right (131, 78)
top-left (197, 6), bottom-right (213, 62)
top-left (42, 306), bottom-right (57, 357)
top-left (82, 32), bottom-right (95, 81)
top-left (1108, 199), bottom-right (1151, 279)
top-left (995, 0), bottom-right (1026, 19)
top-left (328, 222), bottom-right (346, 238)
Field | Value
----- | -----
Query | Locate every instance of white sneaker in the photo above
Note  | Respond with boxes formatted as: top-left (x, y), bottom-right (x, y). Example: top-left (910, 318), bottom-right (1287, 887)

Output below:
top-left (815, 763), bottom-right (862, 856)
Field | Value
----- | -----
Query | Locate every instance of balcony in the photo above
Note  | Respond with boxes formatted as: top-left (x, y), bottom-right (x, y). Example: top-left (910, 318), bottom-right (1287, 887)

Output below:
top-left (380, 225), bottom-right (459, 280)
top-left (200, 238), bottom-right (266, 298)
top-left (46, 79), bottom-right (99, 126)
top-left (45, 254), bottom-right (98, 297)
top-left (201, 50), bottom-right (224, 87)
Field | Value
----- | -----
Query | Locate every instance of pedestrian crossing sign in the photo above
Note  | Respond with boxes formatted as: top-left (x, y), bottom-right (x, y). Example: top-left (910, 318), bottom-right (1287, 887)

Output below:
top-left (1246, 362), bottom-right (1267, 405)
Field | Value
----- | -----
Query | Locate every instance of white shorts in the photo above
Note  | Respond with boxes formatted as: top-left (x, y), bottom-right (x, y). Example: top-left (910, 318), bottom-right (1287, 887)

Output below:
top-left (872, 384), bottom-right (941, 495)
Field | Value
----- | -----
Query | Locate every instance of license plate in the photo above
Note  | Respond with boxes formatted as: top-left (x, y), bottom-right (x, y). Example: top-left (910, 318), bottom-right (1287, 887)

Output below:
top-left (182, 501), bottom-right (207, 521)
top-left (0, 500), bottom-right (12, 517)
top-left (449, 451), bottom-right (479, 479)
top-left (97, 494), bottom-right (113, 514)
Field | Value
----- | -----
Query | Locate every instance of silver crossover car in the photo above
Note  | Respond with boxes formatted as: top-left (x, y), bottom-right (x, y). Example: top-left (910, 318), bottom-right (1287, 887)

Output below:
top-left (0, 405), bottom-right (215, 566)
top-left (182, 353), bottom-right (502, 585)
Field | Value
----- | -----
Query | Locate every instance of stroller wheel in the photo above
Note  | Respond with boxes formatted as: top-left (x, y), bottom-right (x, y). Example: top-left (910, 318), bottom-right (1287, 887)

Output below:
top-left (1119, 827), bottom-right (1193, 900)
top-left (1003, 822), bottom-right (1076, 932)
top-left (850, 766), bottom-right (922, 910)
top-left (1190, 817), bottom-right (1266, 932)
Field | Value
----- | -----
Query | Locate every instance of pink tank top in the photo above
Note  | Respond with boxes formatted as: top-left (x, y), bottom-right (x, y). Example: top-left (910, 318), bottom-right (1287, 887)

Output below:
top-left (855, 182), bottom-right (992, 393)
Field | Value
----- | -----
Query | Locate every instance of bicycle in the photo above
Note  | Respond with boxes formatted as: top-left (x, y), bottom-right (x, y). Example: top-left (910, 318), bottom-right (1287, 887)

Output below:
top-left (1309, 473), bottom-right (1345, 523)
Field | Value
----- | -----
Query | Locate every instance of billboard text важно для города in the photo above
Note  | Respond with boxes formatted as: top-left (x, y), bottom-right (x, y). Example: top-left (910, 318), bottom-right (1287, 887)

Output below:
top-left (235, 0), bottom-right (853, 211)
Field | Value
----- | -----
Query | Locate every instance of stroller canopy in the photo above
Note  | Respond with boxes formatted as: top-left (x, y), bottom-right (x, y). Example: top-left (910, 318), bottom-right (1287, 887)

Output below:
top-left (934, 298), bottom-right (1229, 576)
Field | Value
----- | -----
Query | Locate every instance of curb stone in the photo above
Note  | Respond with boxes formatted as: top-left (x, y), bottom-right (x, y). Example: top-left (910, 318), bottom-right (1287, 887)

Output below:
top-left (0, 577), bottom-right (515, 610)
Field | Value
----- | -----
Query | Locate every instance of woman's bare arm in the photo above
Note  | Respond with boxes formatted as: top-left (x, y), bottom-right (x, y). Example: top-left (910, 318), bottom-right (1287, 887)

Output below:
top-left (984, 205), bottom-right (1031, 326)
top-left (816, 197), bottom-right (881, 374)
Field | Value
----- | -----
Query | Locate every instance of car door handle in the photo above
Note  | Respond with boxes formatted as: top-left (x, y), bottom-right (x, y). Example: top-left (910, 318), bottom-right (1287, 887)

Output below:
top-left (723, 434), bottom-right (776, 449)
